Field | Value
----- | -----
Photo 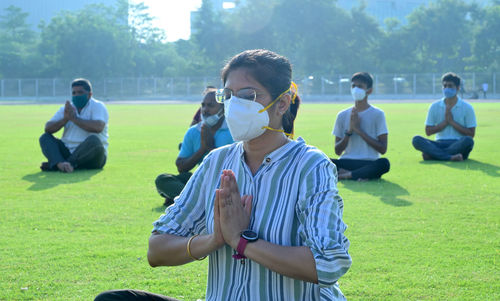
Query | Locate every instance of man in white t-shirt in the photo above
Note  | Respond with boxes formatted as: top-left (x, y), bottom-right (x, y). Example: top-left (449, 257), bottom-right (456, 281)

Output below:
top-left (331, 72), bottom-right (390, 180)
top-left (39, 78), bottom-right (109, 173)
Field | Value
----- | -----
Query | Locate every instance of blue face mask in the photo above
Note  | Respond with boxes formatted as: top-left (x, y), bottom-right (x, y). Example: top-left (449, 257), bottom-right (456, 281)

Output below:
top-left (443, 88), bottom-right (457, 98)
top-left (72, 94), bottom-right (89, 109)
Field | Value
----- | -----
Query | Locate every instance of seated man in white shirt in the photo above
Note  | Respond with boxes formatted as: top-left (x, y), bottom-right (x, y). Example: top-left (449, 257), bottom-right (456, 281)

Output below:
top-left (39, 78), bottom-right (109, 173)
top-left (331, 72), bottom-right (390, 180)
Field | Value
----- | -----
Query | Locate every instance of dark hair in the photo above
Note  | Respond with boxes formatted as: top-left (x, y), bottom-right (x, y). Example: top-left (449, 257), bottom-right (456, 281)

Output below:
top-left (351, 72), bottom-right (373, 89)
top-left (221, 49), bottom-right (301, 136)
top-left (202, 88), bottom-right (222, 113)
top-left (71, 78), bottom-right (92, 92)
top-left (203, 86), bottom-right (217, 96)
top-left (441, 72), bottom-right (461, 87)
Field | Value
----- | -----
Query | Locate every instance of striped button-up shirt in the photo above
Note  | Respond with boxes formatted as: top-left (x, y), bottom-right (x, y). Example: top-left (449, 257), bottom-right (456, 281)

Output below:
top-left (153, 137), bottom-right (352, 300)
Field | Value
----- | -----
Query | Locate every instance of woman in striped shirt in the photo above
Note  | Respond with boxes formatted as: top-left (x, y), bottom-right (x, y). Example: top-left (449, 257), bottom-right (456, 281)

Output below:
top-left (96, 50), bottom-right (351, 301)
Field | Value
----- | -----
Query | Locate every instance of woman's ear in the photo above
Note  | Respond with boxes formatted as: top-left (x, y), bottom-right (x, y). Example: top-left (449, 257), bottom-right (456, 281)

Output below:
top-left (277, 94), bottom-right (291, 116)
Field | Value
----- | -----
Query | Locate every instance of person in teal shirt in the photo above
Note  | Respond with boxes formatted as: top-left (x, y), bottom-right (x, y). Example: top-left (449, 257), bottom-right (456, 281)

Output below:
top-left (155, 88), bottom-right (233, 206)
top-left (412, 72), bottom-right (476, 161)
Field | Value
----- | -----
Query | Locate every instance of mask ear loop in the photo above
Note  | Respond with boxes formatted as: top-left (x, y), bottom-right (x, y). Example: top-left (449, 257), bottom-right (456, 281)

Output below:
top-left (286, 82), bottom-right (299, 139)
top-left (290, 81), bottom-right (298, 104)
top-left (258, 86), bottom-right (292, 113)
top-left (216, 107), bottom-right (224, 117)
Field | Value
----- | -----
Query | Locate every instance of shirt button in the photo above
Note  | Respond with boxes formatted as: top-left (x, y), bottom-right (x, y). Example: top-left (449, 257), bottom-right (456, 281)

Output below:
top-left (265, 158), bottom-right (271, 163)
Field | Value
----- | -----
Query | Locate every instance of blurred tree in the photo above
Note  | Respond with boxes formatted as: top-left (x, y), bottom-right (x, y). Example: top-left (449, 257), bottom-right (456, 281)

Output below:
top-left (0, 5), bottom-right (38, 77)
top-left (471, 2), bottom-right (500, 71)
top-left (375, 18), bottom-right (417, 72)
top-left (38, 3), bottom-right (133, 78)
top-left (191, 0), bottom-right (230, 74)
top-left (225, 0), bottom-right (279, 58)
top-left (241, 0), bottom-right (352, 78)
top-left (0, 0), bottom-right (497, 81)
top-left (37, 0), bottom-right (172, 78)
top-left (344, 4), bottom-right (383, 73)
top-left (173, 39), bottom-right (218, 76)
top-left (128, 1), bottom-right (165, 43)
top-left (404, 0), bottom-right (477, 72)
top-left (0, 5), bottom-right (35, 41)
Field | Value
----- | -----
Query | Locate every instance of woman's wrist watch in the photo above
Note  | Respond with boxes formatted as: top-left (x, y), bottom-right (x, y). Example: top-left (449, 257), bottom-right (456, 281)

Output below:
top-left (232, 229), bottom-right (258, 260)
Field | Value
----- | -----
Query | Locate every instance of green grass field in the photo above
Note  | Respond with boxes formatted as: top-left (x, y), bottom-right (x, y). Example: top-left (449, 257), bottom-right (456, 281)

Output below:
top-left (0, 102), bottom-right (499, 300)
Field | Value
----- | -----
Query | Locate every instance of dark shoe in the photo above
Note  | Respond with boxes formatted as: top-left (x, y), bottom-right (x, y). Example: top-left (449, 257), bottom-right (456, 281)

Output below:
top-left (422, 153), bottom-right (431, 160)
top-left (163, 197), bottom-right (174, 207)
top-left (40, 162), bottom-right (51, 171)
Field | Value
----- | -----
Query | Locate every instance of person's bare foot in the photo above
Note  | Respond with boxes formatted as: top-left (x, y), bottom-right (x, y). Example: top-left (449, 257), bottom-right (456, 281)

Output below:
top-left (338, 169), bottom-right (352, 180)
top-left (450, 153), bottom-right (463, 161)
top-left (57, 162), bottom-right (74, 173)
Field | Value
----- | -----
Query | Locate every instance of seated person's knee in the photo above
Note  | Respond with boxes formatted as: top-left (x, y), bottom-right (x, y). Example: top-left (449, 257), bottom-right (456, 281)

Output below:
top-left (378, 158), bottom-right (390, 173)
top-left (412, 135), bottom-right (423, 147)
top-left (86, 134), bottom-right (101, 144)
top-left (39, 132), bottom-right (52, 143)
top-left (155, 174), bottom-right (171, 187)
top-left (463, 136), bottom-right (474, 147)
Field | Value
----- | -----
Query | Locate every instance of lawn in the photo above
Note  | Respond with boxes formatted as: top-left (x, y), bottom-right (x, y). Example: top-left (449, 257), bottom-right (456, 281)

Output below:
top-left (0, 102), bottom-right (498, 300)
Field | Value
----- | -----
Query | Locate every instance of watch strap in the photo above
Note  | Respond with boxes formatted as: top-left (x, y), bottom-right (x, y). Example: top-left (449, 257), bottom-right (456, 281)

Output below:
top-left (232, 237), bottom-right (248, 260)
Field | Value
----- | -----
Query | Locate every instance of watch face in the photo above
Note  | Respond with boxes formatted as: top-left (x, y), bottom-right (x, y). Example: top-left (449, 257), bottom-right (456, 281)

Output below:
top-left (241, 229), bottom-right (258, 241)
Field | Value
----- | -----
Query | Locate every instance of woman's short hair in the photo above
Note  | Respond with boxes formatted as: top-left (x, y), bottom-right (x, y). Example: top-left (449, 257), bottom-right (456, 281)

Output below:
top-left (221, 49), bottom-right (300, 136)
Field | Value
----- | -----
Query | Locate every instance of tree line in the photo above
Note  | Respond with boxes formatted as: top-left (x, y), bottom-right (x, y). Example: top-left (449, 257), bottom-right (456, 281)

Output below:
top-left (0, 0), bottom-right (499, 80)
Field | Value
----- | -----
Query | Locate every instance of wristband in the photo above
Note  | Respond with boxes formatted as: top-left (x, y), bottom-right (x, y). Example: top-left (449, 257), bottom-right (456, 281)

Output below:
top-left (232, 229), bottom-right (258, 261)
top-left (232, 237), bottom-right (248, 260)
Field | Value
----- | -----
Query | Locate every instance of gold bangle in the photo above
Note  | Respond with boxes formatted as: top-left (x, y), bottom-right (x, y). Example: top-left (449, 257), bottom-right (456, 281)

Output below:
top-left (186, 234), bottom-right (207, 261)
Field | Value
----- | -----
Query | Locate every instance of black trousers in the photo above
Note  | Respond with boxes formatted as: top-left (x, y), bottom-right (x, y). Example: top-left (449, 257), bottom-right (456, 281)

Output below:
top-left (155, 172), bottom-right (192, 200)
top-left (95, 290), bottom-right (180, 301)
top-left (331, 158), bottom-right (390, 180)
top-left (39, 133), bottom-right (106, 170)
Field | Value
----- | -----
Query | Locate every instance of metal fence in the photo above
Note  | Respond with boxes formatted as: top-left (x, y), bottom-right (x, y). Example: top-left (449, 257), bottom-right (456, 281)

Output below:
top-left (302, 72), bottom-right (498, 99)
top-left (0, 73), bottom-right (498, 101)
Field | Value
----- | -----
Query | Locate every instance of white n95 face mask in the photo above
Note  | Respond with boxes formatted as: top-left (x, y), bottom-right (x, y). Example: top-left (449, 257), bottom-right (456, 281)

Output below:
top-left (201, 109), bottom-right (223, 127)
top-left (351, 87), bottom-right (366, 101)
top-left (224, 96), bottom-right (269, 141)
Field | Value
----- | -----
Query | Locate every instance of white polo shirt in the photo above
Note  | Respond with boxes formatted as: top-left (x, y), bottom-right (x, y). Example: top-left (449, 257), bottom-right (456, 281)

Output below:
top-left (50, 98), bottom-right (109, 155)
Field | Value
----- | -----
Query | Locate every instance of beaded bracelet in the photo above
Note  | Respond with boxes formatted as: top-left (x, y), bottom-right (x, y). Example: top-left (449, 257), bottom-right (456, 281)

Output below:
top-left (186, 234), bottom-right (207, 261)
